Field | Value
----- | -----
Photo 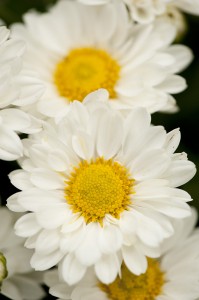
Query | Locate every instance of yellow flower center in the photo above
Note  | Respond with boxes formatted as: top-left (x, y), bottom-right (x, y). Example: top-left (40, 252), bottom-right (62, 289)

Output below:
top-left (99, 259), bottom-right (164, 300)
top-left (65, 158), bottom-right (134, 224)
top-left (54, 47), bottom-right (120, 102)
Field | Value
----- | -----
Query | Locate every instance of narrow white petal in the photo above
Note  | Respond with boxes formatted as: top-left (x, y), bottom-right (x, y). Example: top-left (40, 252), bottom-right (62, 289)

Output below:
top-left (98, 225), bottom-right (122, 254)
top-left (31, 250), bottom-right (64, 270)
top-left (97, 111), bottom-right (123, 159)
top-left (75, 223), bottom-right (101, 266)
top-left (30, 169), bottom-right (64, 190)
top-left (59, 254), bottom-right (86, 285)
top-left (15, 213), bottom-right (41, 237)
top-left (35, 229), bottom-right (60, 254)
top-left (36, 204), bottom-right (68, 229)
top-left (122, 245), bottom-right (147, 275)
top-left (95, 253), bottom-right (120, 284)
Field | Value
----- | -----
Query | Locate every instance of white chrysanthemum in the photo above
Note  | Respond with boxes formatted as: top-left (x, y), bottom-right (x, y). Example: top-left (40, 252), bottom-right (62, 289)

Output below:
top-left (0, 207), bottom-right (45, 300)
top-left (77, 0), bottom-right (199, 24)
top-left (7, 90), bottom-right (196, 285)
top-left (11, 0), bottom-right (192, 119)
top-left (45, 207), bottom-right (199, 300)
top-left (0, 26), bottom-right (44, 161)
top-left (125, 0), bottom-right (199, 24)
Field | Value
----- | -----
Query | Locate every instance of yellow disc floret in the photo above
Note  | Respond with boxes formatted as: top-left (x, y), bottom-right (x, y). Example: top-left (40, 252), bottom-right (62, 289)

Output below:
top-left (99, 259), bottom-right (164, 300)
top-left (65, 158), bottom-right (134, 224)
top-left (54, 47), bottom-right (120, 101)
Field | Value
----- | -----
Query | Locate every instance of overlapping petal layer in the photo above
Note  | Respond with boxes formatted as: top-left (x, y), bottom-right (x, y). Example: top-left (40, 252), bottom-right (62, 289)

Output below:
top-left (7, 90), bottom-right (196, 285)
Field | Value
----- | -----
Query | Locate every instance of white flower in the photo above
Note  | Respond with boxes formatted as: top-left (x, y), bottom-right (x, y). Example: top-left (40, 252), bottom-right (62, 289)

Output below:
top-left (0, 207), bottom-right (45, 300)
top-left (76, 0), bottom-right (199, 24)
top-left (124, 0), bottom-right (199, 24)
top-left (11, 0), bottom-right (192, 119)
top-left (7, 90), bottom-right (196, 285)
top-left (45, 207), bottom-right (199, 300)
top-left (0, 26), bottom-right (44, 161)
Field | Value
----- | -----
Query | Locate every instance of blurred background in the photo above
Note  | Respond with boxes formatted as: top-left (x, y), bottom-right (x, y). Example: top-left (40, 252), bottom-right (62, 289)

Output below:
top-left (0, 1), bottom-right (199, 213)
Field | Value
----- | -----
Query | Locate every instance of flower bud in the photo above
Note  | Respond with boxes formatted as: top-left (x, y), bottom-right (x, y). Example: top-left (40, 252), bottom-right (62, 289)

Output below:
top-left (0, 252), bottom-right (8, 290)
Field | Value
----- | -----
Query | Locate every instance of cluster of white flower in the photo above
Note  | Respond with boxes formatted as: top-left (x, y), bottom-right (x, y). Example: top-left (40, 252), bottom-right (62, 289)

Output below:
top-left (0, 0), bottom-right (199, 299)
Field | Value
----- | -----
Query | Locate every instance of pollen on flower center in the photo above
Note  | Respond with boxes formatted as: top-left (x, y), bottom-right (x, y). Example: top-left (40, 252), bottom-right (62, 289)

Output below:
top-left (54, 47), bottom-right (120, 102)
top-left (99, 259), bottom-right (164, 300)
top-left (65, 158), bottom-right (134, 224)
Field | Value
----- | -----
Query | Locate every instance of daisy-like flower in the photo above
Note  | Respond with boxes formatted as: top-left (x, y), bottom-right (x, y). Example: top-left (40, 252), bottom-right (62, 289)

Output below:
top-left (77, 0), bottom-right (199, 24)
top-left (45, 207), bottom-right (199, 300)
top-left (11, 0), bottom-right (192, 119)
top-left (0, 207), bottom-right (45, 300)
top-left (7, 90), bottom-right (196, 285)
top-left (0, 26), bottom-right (44, 161)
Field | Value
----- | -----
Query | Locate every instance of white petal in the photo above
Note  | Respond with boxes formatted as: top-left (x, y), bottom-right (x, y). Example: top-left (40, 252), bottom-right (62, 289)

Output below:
top-left (164, 128), bottom-right (181, 154)
top-left (25, 234), bottom-right (39, 249)
top-left (7, 193), bottom-right (26, 212)
top-left (35, 229), bottom-right (60, 254)
top-left (9, 170), bottom-right (33, 190)
top-left (36, 204), bottom-right (68, 229)
top-left (30, 169), bottom-right (64, 190)
top-left (95, 253), bottom-right (120, 284)
top-left (17, 189), bottom-right (65, 212)
top-left (0, 26), bottom-right (10, 45)
top-left (48, 150), bottom-right (71, 172)
top-left (15, 213), bottom-right (41, 237)
top-left (97, 111), bottom-right (123, 159)
top-left (59, 254), bottom-right (87, 285)
top-left (72, 131), bottom-right (94, 160)
top-left (31, 250), bottom-right (64, 270)
top-left (0, 126), bottom-right (23, 161)
top-left (163, 159), bottom-right (196, 187)
top-left (158, 75), bottom-right (187, 94)
top-left (166, 44), bottom-right (193, 73)
top-left (130, 149), bottom-right (169, 180)
top-left (122, 245), bottom-right (147, 275)
top-left (122, 108), bottom-right (151, 160)
top-left (75, 223), bottom-right (101, 266)
top-left (0, 109), bottom-right (31, 131)
top-left (98, 225), bottom-right (122, 254)
top-left (50, 283), bottom-right (73, 299)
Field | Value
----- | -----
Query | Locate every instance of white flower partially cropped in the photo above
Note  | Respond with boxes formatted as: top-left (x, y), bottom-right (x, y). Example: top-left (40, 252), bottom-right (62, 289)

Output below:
top-left (0, 26), bottom-right (44, 161)
top-left (11, 0), bottom-right (192, 119)
top-left (77, 0), bottom-right (199, 24)
top-left (125, 0), bottom-right (199, 24)
top-left (0, 207), bottom-right (45, 300)
top-left (45, 208), bottom-right (199, 300)
top-left (7, 90), bottom-right (196, 285)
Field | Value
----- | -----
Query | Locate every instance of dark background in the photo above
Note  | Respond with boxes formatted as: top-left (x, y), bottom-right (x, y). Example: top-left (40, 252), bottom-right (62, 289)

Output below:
top-left (0, 1), bottom-right (199, 298)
